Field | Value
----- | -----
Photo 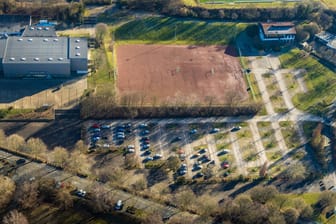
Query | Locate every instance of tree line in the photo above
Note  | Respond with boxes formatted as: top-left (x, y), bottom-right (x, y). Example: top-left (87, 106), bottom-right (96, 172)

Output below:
top-left (0, 0), bottom-right (84, 25)
top-left (120, 0), bottom-right (333, 23)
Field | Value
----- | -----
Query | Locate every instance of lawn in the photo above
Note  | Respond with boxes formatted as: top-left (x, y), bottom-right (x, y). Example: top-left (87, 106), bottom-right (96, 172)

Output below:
top-left (115, 17), bottom-right (247, 45)
top-left (322, 0), bottom-right (336, 8)
top-left (279, 48), bottom-right (336, 116)
top-left (279, 121), bottom-right (301, 149)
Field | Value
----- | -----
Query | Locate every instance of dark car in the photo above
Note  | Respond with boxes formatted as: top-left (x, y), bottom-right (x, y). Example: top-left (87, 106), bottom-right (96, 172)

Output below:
top-left (16, 158), bottom-right (26, 165)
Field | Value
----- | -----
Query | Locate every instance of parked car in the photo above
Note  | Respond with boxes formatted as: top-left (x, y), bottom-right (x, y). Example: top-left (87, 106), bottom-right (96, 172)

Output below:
top-left (141, 130), bottom-right (150, 135)
top-left (153, 154), bottom-right (163, 160)
top-left (231, 126), bottom-right (241, 132)
top-left (101, 125), bottom-right (111, 129)
top-left (142, 150), bottom-right (151, 156)
top-left (139, 123), bottom-right (148, 128)
top-left (143, 156), bottom-right (153, 163)
top-left (76, 189), bottom-right (86, 197)
top-left (189, 129), bottom-right (197, 134)
top-left (210, 128), bottom-right (220, 133)
top-left (217, 149), bottom-right (230, 156)
top-left (16, 158), bottom-right (26, 165)
top-left (127, 145), bottom-right (135, 149)
top-left (193, 172), bottom-right (204, 179)
top-left (127, 148), bottom-right (135, 153)
top-left (115, 200), bottom-right (123, 210)
top-left (199, 148), bottom-right (207, 154)
top-left (222, 161), bottom-right (230, 169)
top-left (172, 136), bottom-right (182, 142)
top-left (140, 137), bottom-right (149, 141)
top-left (142, 144), bottom-right (150, 150)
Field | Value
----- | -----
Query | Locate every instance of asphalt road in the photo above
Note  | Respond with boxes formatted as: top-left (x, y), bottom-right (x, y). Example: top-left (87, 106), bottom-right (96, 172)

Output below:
top-left (0, 149), bottom-right (182, 220)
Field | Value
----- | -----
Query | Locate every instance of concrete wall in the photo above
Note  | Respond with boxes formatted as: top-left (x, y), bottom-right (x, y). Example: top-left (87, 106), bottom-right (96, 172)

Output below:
top-left (3, 62), bottom-right (70, 78)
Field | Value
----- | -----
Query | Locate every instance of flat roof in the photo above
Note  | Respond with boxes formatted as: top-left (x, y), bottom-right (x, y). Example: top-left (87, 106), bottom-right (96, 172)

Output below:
top-left (316, 31), bottom-right (336, 50)
top-left (260, 22), bottom-right (296, 35)
top-left (69, 38), bottom-right (88, 59)
top-left (3, 37), bottom-right (69, 63)
top-left (22, 26), bottom-right (57, 37)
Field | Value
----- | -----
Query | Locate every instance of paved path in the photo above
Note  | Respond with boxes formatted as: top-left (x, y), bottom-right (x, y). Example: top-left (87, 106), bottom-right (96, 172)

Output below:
top-left (248, 121), bottom-right (267, 167)
top-left (205, 134), bottom-right (221, 171)
top-left (229, 131), bottom-right (246, 175)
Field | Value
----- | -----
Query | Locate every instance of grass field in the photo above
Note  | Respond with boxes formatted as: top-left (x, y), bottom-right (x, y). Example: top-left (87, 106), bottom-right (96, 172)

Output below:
top-left (115, 17), bottom-right (247, 45)
top-left (279, 49), bottom-right (336, 116)
top-left (322, 0), bottom-right (336, 8)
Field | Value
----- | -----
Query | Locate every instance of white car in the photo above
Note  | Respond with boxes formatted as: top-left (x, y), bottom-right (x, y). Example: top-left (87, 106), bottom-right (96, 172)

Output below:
top-left (115, 200), bottom-right (123, 210)
top-left (127, 148), bottom-right (135, 153)
top-left (76, 189), bottom-right (86, 197)
top-left (127, 145), bottom-right (135, 149)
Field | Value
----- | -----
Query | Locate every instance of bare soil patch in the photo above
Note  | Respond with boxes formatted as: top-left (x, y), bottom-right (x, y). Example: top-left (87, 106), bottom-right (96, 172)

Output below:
top-left (116, 44), bottom-right (248, 105)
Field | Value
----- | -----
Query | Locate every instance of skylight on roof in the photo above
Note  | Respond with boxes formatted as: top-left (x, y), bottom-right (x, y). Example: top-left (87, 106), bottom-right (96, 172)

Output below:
top-left (75, 39), bottom-right (80, 43)
top-left (21, 57), bottom-right (26, 61)
top-left (28, 38), bottom-right (33, 42)
top-left (75, 46), bottom-right (80, 49)
top-left (48, 57), bottom-right (53, 61)
top-left (34, 57), bottom-right (39, 61)
top-left (43, 38), bottom-right (48, 42)
top-left (58, 57), bottom-right (64, 61)
top-left (76, 53), bottom-right (81, 56)
top-left (9, 57), bottom-right (15, 61)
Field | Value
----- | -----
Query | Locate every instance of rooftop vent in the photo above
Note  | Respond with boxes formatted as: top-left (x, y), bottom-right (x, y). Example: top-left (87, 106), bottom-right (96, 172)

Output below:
top-left (34, 57), bottom-right (39, 61)
top-left (53, 38), bottom-right (58, 42)
top-left (17, 38), bottom-right (23, 41)
top-left (28, 38), bottom-right (33, 42)
top-left (48, 57), bottom-right (53, 61)
top-left (75, 46), bottom-right (80, 49)
top-left (58, 57), bottom-right (64, 61)
top-left (43, 38), bottom-right (48, 42)
top-left (37, 27), bottom-right (42, 30)
top-left (9, 57), bottom-right (15, 61)
top-left (45, 27), bottom-right (49, 31)
top-left (75, 39), bottom-right (80, 43)
top-left (20, 57), bottom-right (26, 61)
top-left (76, 53), bottom-right (81, 56)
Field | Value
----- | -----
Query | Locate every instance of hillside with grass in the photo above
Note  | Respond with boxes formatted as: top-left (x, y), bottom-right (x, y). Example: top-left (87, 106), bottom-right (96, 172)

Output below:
top-left (279, 49), bottom-right (336, 116)
top-left (115, 17), bottom-right (247, 45)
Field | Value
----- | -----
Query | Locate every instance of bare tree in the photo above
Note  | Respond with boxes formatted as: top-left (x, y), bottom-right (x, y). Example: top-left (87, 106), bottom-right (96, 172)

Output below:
top-left (6, 134), bottom-right (25, 151)
top-left (0, 175), bottom-right (16, 209)
top-left (56, 190), bottom-right (73, 210)
top-left (89, 184), bottom-right (115, 213)
top-left (26, 138), bottom-right (47, 159)
top-left (175, 188), bottom-right (196, 210)
top-left (141, 211), bottom-right (164, 224)
top-left (2, 210), bottom-right (29, 224)
top-left (15, 181), bottom-right (39, 209)
top-left (0, 129), bottom-right (6, 147)
top-left (95, 23), bottom-right (108, 47)
top-left (259, 162), bottom-right (268, 178)
top-left (66, 151), bottom-right (90, 175)
top-left (74, 140), bottom-right (87, 154)
top-left (49, 147), bottom-right (69, 168)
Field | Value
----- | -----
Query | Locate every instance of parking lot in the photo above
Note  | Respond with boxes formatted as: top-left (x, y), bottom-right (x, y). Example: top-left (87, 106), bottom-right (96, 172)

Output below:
top-left (84, 120), bottom-right (253, 180)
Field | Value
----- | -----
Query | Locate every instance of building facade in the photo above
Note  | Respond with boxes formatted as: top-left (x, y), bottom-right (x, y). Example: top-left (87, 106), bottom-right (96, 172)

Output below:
top-left (259, 22), bottom-right (296, 44)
